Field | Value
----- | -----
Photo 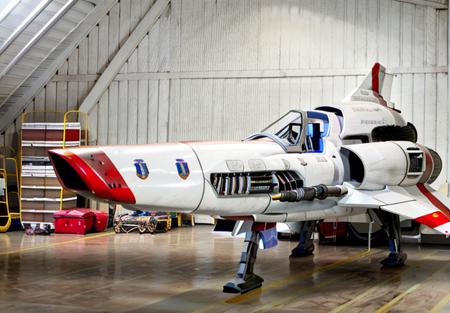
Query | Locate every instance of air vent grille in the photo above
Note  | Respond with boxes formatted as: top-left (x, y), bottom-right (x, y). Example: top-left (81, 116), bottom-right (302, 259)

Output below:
top-left (210, 171), bottom-right (302, 197)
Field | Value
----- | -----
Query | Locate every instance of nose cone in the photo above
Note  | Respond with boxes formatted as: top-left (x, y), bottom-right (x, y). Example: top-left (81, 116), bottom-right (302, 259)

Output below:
top-left (48, 148), bottom-right (136, 204)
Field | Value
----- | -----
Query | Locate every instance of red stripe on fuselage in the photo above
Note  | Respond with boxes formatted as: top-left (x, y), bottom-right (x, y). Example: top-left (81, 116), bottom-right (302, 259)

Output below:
top-left (417, 183), bottom-right (450, 220)
top-left (372, 62), bottom-right (380, 94)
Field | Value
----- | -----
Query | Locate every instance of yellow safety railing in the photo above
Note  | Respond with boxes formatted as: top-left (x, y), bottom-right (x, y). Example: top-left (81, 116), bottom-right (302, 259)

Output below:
top-left (6, 157), bottom-right (21, 224)
top-left (0, 149), bottom-right (20, 231)
top-left (0, 168), bottom-right (10, 232)
top-left (63, 110), bottom-right (88, 148)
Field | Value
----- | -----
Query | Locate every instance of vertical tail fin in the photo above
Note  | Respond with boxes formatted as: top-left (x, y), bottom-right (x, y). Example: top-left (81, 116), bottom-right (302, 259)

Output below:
top-left (344, 63), bottom-right (393, 105)
top-left (362, 62), bottom-right (385, 94)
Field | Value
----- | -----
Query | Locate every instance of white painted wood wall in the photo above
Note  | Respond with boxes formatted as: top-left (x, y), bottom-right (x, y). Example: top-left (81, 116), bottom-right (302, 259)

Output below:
top-left (2, 0), bottom-right (449, 182)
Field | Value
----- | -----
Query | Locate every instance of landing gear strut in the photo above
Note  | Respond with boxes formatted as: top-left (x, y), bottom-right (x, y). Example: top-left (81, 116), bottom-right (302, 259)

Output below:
top-left (291, 221), bottom-right (317, 257)
top-left (223, 226), bottom-right (264, 294)
top-left (379, 211), bottom-right (407, 267)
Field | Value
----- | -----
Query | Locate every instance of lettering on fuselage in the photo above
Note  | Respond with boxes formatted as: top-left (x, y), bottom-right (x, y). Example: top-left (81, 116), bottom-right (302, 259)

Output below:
top-left (360, 119), bottom-right (386, 125)
top-left (315, 156), bottom-right (328, 163)
top-left (351, 106), bottom-right (381, 112)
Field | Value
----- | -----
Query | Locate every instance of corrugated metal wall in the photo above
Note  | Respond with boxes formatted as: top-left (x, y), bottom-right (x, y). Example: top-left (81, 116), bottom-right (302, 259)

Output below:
top-left (4, 0), bottom-right (450, 181)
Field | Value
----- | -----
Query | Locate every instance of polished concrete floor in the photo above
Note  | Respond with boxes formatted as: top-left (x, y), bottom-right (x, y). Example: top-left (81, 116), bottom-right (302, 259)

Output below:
top-left (0, 226), bottom-right (450, 313)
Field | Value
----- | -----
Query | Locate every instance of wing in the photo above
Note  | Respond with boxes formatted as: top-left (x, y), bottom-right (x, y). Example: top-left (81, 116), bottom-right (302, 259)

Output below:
top-left (338, 183), bottom-right (450, 236)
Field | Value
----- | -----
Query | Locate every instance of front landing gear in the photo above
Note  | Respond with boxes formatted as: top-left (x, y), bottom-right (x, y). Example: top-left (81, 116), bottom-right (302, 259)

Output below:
top-left (291, 221), bottom-right (317, 257)
top-left (223, 229), bottom-right (264, 293)
top-left (380, 212), bottom-right (407, 267)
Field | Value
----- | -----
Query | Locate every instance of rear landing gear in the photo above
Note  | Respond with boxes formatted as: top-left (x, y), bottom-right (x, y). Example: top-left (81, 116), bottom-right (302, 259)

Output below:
top-left (290, 221), bottom-right (317, 257)
top-left (223, 227), bottom-right (264, 294)
top-left (379, 212), bottom-right (407, 267)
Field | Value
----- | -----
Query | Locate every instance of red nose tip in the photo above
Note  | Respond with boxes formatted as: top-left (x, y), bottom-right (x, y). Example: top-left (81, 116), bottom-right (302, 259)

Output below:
top-left (48, 149), bottom-right (136, 204)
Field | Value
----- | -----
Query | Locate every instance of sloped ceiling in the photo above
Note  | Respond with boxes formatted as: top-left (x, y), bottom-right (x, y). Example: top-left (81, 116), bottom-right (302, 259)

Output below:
top-left (0, 0), bottom-right (115, 131)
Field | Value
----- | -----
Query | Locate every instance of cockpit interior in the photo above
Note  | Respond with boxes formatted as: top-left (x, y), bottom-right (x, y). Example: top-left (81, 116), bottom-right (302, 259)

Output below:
top-left (246, 110), bottom-right (330, 153)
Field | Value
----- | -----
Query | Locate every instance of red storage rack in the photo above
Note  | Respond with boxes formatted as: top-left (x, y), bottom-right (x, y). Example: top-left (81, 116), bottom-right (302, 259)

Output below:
top-left (20, 121), bottom-right (81, 227)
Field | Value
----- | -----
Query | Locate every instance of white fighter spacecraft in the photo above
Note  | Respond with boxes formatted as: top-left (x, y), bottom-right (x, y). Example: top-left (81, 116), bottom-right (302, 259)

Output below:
top-left (49, 63), bottom-right (450, 293)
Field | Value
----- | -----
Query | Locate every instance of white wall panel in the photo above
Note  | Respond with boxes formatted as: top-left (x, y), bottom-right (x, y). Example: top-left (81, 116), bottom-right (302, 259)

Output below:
top-left (97, 92), bottom-right (108, 144)
top-left (145, 80), bottom-right (158, 143)
top-left (107, 81), bottom-right (118, 144)
top-left (137, 79), bottom-right (149, 144)
top-left (157, 79), bottom-right (170, 142)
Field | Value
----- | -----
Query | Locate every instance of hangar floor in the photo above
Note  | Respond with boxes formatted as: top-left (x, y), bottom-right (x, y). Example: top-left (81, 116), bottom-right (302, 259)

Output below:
top-left (0, 226), bottom-right (450, 313)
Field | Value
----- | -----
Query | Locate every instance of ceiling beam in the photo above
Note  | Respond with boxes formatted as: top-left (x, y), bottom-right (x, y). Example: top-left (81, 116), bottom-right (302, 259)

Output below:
top-left (79, 0), bottom-right (171, 113)
top-left (51, 66), bottom-right (448, 82)
top-left (394, 0), bottom-right (448, 9)
top-left (83, 0), bottom-right (102, 5)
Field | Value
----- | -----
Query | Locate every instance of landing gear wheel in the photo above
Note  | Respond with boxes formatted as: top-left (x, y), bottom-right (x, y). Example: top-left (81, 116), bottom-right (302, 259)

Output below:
top-left (291, 243), bottom-right (314, 257)
top-left (381, 252), bottom-right (407, 267)
top-left (223, 274), bottom-right (264, 294)
top-left (290, 221), bottom-right (317, 258)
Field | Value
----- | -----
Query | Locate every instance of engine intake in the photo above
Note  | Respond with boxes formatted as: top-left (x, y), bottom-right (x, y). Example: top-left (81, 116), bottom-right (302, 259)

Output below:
top-left (340, 141), bottom-right (441, 190)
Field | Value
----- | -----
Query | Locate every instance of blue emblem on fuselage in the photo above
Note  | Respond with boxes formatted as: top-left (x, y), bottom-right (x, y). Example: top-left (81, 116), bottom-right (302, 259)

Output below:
top-left (176, 158), bottom-right (190, 180)
top-left (134, 159), bottom-right (149, 180)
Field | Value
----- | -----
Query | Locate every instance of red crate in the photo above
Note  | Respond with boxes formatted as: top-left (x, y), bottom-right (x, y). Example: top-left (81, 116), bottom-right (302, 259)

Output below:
top-left (318, 221), bottom-right (348, 239)
top-left (54, 209), bottom-right (95, 235)
top-left (93, 211), bottom-right (109, 232)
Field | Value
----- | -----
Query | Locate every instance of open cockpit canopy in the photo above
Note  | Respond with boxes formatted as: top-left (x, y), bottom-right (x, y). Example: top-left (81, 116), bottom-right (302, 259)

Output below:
top-left (246, 110), bottom-right (329, 153)
top-left (246, 110), bottom-right (307, 152)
